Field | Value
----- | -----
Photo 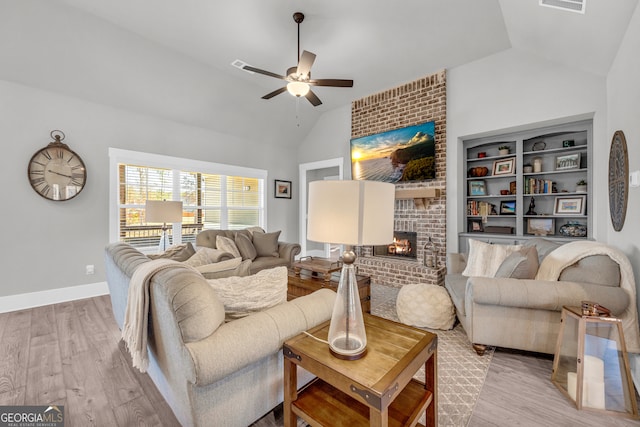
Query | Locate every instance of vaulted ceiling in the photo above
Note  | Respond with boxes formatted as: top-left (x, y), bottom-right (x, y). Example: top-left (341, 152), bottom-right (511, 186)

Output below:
top-left (1, 0), bottom-right (637, 147)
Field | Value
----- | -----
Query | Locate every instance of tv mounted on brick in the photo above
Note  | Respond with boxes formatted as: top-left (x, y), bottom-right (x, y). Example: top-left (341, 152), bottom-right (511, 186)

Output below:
top-left (350, 121), bottom-right (436, 182)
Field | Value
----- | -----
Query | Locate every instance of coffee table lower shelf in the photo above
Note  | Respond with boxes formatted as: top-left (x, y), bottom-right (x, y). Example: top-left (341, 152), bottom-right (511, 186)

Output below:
top-left (292, 377), bottom-right (431, 427)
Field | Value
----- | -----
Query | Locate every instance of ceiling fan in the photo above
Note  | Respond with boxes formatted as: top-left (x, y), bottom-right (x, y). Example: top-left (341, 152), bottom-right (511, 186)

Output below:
top-left (243, 12), bottom-right (353, 107)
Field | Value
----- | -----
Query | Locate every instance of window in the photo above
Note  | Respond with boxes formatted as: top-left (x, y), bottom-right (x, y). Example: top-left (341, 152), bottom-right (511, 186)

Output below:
top-left (109, 148), bottom-right (266, 250)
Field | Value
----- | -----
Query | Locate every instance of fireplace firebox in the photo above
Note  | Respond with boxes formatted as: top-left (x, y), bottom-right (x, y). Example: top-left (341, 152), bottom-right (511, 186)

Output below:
top-left (373, 231), bottom-right (417, 260)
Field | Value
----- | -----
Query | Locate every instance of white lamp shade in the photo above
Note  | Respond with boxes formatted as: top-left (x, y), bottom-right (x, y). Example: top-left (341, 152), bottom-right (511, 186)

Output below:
top-left (307, 180), bottom-right (395, 246)
top-left (145, 200), bottom-right (183, 223)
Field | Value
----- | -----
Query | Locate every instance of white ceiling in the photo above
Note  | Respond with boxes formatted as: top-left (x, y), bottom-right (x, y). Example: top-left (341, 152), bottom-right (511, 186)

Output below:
top-left (3, 0), bottom-right (638, 146)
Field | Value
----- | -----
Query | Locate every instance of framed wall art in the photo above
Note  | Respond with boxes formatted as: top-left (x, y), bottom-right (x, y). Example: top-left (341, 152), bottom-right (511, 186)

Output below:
top-left (555, 153), bottom-right (581, 171)
top-left (492, 158), bottom-right (515, 176)
top-left (527, 218), bottom-right (555, 236)
top-left (468, 180), bottom-right (487, 196)
top-left (274, 179), bottom-right (292, 199)
top-left (554, 195), bottom-right (586, 215)
top-left (468, 218), bottom-right (484, 233)
top-left (500, 200), bottom-right (516, 215)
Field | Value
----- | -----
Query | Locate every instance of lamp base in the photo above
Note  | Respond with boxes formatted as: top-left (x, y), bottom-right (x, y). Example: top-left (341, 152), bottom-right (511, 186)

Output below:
top-left (327, 251), bottom-right (367, 361)
top-left (330, 343), bottom-right (367, 360)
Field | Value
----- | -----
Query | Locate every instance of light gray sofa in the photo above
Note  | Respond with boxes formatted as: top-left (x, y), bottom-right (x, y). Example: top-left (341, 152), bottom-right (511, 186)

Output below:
top-left (196, 228), bottom-right (301, 275)
top-left (105, 242), bottom-right (335, 427)
top-left (445, 238), bottom-right (634, 355)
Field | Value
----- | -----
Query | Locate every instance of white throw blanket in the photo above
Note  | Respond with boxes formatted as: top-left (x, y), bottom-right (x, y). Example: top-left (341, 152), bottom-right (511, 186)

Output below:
top-left (536, 240), bottom-right (640, 353)
top-left (122, 258), bottom-right (192, 372)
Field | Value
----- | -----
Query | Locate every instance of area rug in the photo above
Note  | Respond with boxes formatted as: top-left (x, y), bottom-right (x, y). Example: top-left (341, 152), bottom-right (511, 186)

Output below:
top-left (370, 284), bottom-right (494, 427)
top-left (253, 284), bottom-right (494, 427)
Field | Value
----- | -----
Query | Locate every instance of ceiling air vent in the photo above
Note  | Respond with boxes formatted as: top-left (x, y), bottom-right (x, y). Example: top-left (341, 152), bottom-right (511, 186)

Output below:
top-left (230, 59), bottom-right (254, 74)
top-left (540, 0), bottom-right (585, 14)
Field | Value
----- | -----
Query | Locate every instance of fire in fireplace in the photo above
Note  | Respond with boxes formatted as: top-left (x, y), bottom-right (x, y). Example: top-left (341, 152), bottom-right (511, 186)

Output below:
top-left (373, 231), bottom-right (417, 259)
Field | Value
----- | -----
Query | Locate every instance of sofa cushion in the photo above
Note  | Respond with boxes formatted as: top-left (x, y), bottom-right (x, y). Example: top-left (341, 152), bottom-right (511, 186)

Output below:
top-left (494, 246), bottom-right (539, 279)
top-left (444, 274), bottom-right (467, 317)
top-left (559, 255), bottom-right (621, 287)
top-left (184, 247), bottom-right (230, 267)
top-left (249, 256), bottom-right (289, 275)
top-left (195, 257), bottom-right (242, 274)
top-left (252, 230), bottom-right (281, 257)
top-left (216, 235), bottom-right (241, 258)
top-left (207, 266), bottom-right (288, 320)
top-left (462, 239), bottom-right (523, 277)
top-left (523, 238), bottom-right (562, 265)
top-left (235, 233), bottom-right (257, 261)
top-left (148, 243), bottom-right (196, 262)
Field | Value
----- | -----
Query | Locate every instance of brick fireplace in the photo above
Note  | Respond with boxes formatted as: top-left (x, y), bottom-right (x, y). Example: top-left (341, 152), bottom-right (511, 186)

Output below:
top-left (352, 71), bottom-right (446, 288)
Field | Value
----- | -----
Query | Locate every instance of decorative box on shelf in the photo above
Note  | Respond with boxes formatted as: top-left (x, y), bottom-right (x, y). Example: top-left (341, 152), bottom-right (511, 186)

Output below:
top-left (291, 256), bottom-right (343, 282)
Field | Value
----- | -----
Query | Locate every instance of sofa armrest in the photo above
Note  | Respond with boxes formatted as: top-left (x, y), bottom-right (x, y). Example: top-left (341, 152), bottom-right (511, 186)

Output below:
top-left (278, 242), bottom-right (301, 263)
top-left (447, 253), bottom-right (467, 275)
top-left (466, 277), bottom-right (629, 315)
top-left (184, 288), bottom-right (335, 386)
top-left (203, 249), bottom-right (235, 263)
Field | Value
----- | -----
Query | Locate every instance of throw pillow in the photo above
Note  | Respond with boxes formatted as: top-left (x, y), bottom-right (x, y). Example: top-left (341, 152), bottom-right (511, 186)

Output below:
top-left (184, 247), bottom-right (230, 267)
top-left (195, 257), bottom-right (242, 274)
top-left (252, 230), bottom-right (281, 258)
top-left (461, 239), bottom-right (523, 278)
top-left (148, 243), bottom-right (196, 262)
top-left (494, 246), bottom-right (539, 279)
top-left (235, 233), bottom-right (257, 261)
top-left (207, 266), bottom-right (287, 320)
top-left (215, 235), bottom-right (241, 259)
top-left (245, 226), bottom-right (265, 236)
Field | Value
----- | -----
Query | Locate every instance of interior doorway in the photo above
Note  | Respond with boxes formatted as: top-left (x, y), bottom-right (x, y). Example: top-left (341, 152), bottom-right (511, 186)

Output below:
top-left (298, 158), bottom-right (344, 259)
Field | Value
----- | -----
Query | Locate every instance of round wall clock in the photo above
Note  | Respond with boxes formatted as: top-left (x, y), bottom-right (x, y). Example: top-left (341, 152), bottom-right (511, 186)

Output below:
top-left (27, 130), bottom-right (87, 201)
top-left (608, 130), bottom-right (628, 231)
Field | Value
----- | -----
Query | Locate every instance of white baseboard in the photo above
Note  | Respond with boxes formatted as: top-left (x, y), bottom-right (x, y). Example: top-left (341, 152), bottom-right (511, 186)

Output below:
top-left (0, 281), bottom-right (109, 314)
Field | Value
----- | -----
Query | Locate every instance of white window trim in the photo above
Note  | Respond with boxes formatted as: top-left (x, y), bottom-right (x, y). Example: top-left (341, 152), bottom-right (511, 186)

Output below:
top-left (108, 148), bottom-right (268, 244)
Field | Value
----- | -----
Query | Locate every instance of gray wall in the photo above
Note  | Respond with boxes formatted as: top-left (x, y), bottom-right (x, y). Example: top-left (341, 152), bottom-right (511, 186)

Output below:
top-left (607, 4), bottom-right (640, 316)
top-left (0, 79), bottom-right (297, 298)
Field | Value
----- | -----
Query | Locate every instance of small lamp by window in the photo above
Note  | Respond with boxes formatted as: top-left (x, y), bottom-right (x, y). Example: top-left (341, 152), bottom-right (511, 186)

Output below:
top-left (145, 200), bottom-right (183, 252)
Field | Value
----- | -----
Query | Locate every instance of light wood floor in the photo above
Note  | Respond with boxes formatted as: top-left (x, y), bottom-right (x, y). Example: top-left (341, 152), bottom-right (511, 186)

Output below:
top-left (1, 295), bottom-right (638, 426)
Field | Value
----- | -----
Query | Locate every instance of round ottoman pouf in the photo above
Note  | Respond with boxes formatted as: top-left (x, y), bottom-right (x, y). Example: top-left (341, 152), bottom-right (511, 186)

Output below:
top-left (396, 284), bottom-right (455, 330)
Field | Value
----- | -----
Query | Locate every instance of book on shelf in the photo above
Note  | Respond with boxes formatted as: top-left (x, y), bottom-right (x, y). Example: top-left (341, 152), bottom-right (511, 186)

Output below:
top-left (524, 178), bottom-right (554, 195)
top-left (467, 200), bottom-right (492, 216)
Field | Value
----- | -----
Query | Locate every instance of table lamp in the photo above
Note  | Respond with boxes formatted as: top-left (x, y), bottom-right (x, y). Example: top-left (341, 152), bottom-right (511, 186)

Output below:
top-left (307, 180), bottom-right (395, 359)
top-left (145, 200), bottom-right (183, 252)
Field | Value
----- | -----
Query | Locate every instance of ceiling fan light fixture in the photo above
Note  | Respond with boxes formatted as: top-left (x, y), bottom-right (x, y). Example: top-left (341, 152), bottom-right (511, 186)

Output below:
top-left (287, 81), bottom-right (310, 97)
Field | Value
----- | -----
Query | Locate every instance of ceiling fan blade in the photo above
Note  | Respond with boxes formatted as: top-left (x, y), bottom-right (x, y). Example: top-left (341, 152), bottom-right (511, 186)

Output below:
top-left (296, 50), bottom-right (316, 77)
top-left (243, 65), bottom-right (286, 80)
top-left (309, 79), bottom-right (354, 87)
top-left (262, 87), bottom-right (288, 100)
top-left (305, 89), bottom-right (322, 106)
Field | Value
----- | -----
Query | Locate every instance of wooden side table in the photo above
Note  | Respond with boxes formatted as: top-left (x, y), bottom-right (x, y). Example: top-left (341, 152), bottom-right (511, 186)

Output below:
top-left (283, 314), bottom-right (437, 426)
top-left (287, 268), bottom-right (371, 313)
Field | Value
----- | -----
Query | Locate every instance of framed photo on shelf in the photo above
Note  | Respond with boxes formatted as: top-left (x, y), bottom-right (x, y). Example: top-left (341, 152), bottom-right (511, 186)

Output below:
top-left (527, 218), bottom-right (555, 236)
top-left (554, 195), bottom-right (586, 215)
top-left (274, 179), bottom-right (292, 199)
top-left (500, 200), bottom-right (516, 215)
top-left (492, 158), bottom-right (515, 176)
top-left (555, 153), bottom-right (581, 171)
top-left (468, 219), bottom-right (484, 233)
top-left (468, 180), bottom-right (487, 196)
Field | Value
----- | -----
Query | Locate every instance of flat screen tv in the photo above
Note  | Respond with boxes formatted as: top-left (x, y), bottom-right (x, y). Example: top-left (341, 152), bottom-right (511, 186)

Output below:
top-left (350, 121), bottom-right (436, 182)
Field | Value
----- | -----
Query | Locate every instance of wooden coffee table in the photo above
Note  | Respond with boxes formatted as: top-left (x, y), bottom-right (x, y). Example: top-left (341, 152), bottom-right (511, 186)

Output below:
top-left (287, 268), bottom-right (371, 313)
top-left (283, 314), bottom-right (437, 426)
